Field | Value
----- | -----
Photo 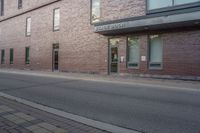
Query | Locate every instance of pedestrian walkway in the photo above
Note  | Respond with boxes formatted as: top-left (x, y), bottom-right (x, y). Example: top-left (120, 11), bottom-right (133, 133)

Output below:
top-left (0, 69), bottom-right (199, 90)
top-left (0, 96), bottom-right (108, 133)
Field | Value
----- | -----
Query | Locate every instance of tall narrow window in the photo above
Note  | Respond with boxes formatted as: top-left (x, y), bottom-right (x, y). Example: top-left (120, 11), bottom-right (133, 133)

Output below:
top-left (18, 0), bottom-right (22, 9)
top-left (149, 35), bottom-right (163, 69)
top-left (91, 0), bottom-right (100, 23)
top-left (53, 8), bottom-right (60, 31)
top-left (1, 49), bottom-right (5, 64)
top-left (127, 37), bottom-right (140, 68)
top-left (25, 47), bottom-right (30, 64)
top-left (0, 0), bottom-right (4, 16)
top-left (26, 17), bottom-right (31, 36)
top-left (10, 48), bottom-right (14, 64)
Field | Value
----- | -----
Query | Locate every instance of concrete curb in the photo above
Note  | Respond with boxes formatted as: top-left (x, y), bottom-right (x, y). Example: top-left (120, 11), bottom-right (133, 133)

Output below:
top-left (0, 92), bottom-right (142, 133)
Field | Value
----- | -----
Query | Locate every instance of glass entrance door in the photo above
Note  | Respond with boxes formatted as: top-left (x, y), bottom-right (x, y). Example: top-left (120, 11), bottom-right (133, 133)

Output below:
top-left (111, 47), bottom-right (118, 73)
top-left (109, 38), bottom-right (119, 74)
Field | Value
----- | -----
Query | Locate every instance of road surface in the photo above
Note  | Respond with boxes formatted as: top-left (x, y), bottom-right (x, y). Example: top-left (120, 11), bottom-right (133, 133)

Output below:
top-left (0, 72), bottom-right (200, 133)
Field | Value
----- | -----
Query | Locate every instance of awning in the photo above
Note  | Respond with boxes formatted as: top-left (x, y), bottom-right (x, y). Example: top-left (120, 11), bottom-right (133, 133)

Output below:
top-left (94, 10), bottom-right (200, 35)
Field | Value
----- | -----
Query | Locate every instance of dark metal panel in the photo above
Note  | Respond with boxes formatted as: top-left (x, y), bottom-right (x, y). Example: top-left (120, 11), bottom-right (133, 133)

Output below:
top-left (94, 11), bottom-right (200, 35)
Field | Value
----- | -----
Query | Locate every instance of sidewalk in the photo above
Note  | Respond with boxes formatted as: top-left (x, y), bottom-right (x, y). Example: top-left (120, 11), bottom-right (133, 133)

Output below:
top-left (0, 96), bottom-right (108, 133)
top-left (0, 69), bottom-right (199, 90)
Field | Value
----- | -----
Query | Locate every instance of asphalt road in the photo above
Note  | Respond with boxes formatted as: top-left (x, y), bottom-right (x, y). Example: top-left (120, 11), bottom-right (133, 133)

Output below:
top-left (0, 72), bottom-right (200, 133)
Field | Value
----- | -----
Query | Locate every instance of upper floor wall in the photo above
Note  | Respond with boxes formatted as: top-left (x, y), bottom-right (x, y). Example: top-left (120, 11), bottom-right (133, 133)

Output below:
top-left (1, 0), bottom-right (200, 23)
top-left (0, 0), bottom-right (200, 36)
top-left (0, 0), bottom-right (57, 19)
top-left (101, 0), bottom-right (146, 22)
top-left (0, 0), bottom-right (146, 22)
top-left (93, 0), bottom-right (200, 23)
top-left (94, 0), bottom-right (200, 34)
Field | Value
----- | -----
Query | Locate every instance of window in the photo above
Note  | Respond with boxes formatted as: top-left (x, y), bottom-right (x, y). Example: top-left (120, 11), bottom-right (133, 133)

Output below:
top-left (149, 35), bottom-right (163, 69)
top-left (53, 8), bottom-right (60, 31)
top-left (0, 0), bottom-right (4, 16)
top-left (18, 0), bottom-right (22, 9)
top-left (1, 49), bottom-right (5, 64)
top-left (148, 0), bottom-right (200, 10)
top-left (174, 0), bottom-right (199, 5)
top-left (26, 17), bottom-right (31, 36)
top-left (25, 47), bottom-right (30, 64)
top-left (127, 37), bottom-right (140, 68)
top-left (10, 48), bottom-right (14, 64)
top-left (91, 0), bottom-right (100, 23)
top-left (148, 0), bottom-right (172, 10)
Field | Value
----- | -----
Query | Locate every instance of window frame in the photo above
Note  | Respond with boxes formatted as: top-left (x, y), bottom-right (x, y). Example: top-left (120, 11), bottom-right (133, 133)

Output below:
top-left (53, 8), bottom-right (60, 32)
top-left (26, 17), bottom-right (31, 37)
top-left (0, 0), bottom-right (4, 16)
top-left (90, 0), bottom-right (101, 24)
top-left (25, 47), bottom-right (30, 64)
top-left (148, 35), bottom-right (164, 70)
top-left (10, 48), bottom-right (14, 64)
top-left (127, 36), bottom-right (140, 69)
top-left (18, 0), bottom-right (22, 9)
top-left (146, 0), bottom-right (200, 14)
top-left (1, 49), bottom-right (5, 64)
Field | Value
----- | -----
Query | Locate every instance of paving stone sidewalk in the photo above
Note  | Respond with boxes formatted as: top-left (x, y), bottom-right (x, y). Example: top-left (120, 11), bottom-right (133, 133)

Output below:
top-left (0, 96), bottom-right (108, 133)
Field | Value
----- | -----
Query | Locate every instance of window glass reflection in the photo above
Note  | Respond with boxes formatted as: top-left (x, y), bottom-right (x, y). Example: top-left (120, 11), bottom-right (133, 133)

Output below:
top-left (92, 0), bottom-right (100, 23)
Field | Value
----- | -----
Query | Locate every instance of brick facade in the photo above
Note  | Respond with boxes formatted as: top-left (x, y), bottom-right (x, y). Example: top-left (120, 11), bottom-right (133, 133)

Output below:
top-left (0, 0), bottom-right (199, 77)
top-left (117, 30), bottom-right (200, 76)
top-left (101, 0), bottom-right (146, 21)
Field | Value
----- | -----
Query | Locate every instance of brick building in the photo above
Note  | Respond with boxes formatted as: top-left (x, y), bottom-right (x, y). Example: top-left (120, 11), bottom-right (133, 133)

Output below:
top-left (0, 0), bottom-right (200, 78)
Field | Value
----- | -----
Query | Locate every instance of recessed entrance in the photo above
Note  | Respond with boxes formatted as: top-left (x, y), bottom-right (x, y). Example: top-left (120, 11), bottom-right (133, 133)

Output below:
top-left (109, 38), bottom-right (119, 74)
top-left (52, 44), bottom-right (59, 71)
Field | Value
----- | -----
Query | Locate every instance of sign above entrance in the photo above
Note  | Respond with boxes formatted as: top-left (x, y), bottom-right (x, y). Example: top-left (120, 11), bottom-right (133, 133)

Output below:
top-left (95, 23), bottom-right (126, 32)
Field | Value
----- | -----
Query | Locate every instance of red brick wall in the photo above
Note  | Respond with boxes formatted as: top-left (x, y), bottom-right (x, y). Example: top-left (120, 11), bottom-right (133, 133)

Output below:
top-left (101, 0), bottom-right (146, 21)
top-left (0, 0), bottom-right (199, 77)
top-left (117, 30), bottom-right (200, 76)
top-left (0, 0), bottom-right (108, 73)
top-left (161, 30), bottom-right (200, 76)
